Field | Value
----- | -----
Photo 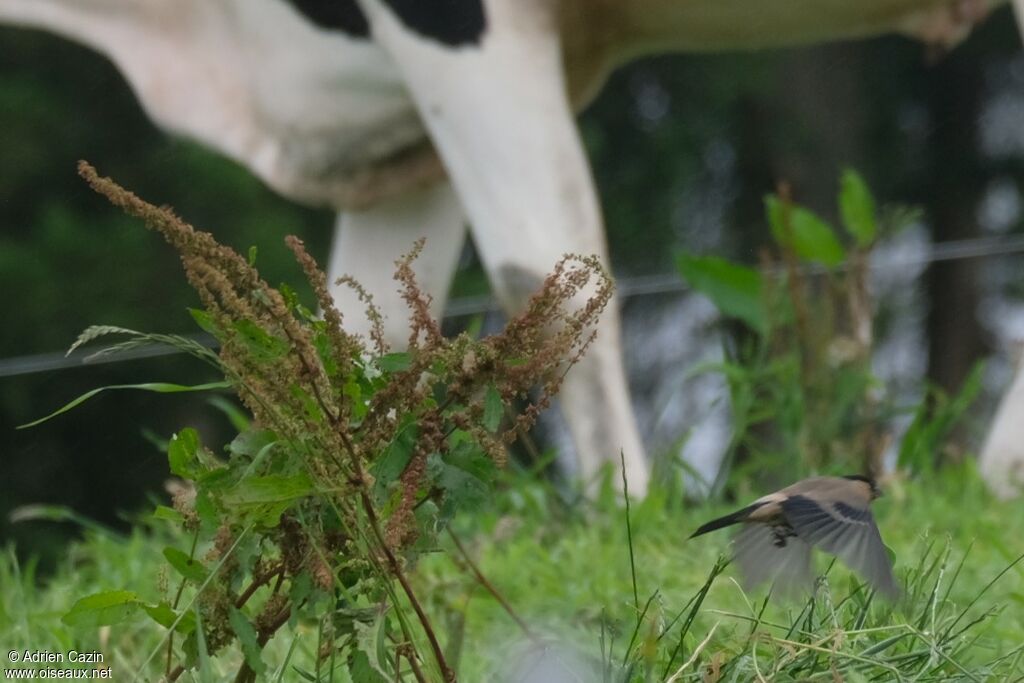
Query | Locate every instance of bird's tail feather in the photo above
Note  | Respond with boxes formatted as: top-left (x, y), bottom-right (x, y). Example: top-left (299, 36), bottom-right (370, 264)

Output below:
top-left (689, 503), bottom-right (762, 538)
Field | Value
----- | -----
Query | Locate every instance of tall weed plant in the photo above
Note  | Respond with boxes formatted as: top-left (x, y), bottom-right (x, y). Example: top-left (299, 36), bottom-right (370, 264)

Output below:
top-left (23, 162), bottom-right (612, 682)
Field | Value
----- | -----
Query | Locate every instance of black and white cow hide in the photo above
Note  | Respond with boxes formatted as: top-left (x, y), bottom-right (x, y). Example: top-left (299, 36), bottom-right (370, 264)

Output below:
top-left (3, 0), bottom-right (1023, 496)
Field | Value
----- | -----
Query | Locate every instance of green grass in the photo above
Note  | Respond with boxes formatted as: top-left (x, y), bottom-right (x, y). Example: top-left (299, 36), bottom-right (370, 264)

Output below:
top-left (2, 466), bottom-right (1023, 681)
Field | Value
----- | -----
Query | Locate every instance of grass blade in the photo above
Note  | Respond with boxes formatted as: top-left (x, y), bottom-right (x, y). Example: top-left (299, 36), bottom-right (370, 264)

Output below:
top-left (18, 381), bottom-right (232, 429)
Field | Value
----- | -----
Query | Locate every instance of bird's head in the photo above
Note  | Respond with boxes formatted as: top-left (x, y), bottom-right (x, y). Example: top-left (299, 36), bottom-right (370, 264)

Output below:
top-left (843, 473), bottom-right (882, 499)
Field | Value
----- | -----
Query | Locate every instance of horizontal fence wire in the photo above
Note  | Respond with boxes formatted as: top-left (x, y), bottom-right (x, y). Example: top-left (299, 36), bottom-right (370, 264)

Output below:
top-left (4, 233), bottom-right (1024, 379)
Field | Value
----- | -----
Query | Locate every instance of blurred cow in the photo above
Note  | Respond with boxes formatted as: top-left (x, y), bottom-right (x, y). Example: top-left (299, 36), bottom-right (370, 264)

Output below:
top-left (980, 349), bottom-right (1024, 498)
top-left (1, 0), bottom-right (1018, 496)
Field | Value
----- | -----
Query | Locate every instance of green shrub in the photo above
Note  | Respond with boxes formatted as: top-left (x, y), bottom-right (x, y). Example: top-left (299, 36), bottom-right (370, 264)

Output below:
top-left (677, 170), bottom-right (978, 492)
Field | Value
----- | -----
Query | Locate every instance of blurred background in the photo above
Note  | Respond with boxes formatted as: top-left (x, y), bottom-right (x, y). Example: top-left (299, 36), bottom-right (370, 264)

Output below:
top-left (3, 6), bottom-right (1024, 564)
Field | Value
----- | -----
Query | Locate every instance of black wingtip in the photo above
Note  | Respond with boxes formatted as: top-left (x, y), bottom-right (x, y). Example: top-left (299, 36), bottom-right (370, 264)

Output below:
top-left (688, 519), bottom-right (724, 539)
top-left (689, 503), bottom-right (760, 539)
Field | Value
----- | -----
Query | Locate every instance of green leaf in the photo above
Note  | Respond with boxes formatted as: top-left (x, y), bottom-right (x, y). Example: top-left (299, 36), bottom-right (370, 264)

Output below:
top-left (372, 421), bottom-right (418, 501)
top-left (196, 467), bottom-right (232, 491)
top-left (839, 168), bottom-right (877, 248)
top-left (349, 651), bottom-right (388, 683)
top-left (163, 547), bottom-right (209, 583)
top-left (232, 319), bottom-right (290, 362)
top-left (188, 308), bottom-right (218, 336)
top-left (377, 352), bottom-right (412, 373)
top-left (222, 473), bottom-right (314, 524)
top-left (290, 384), bottom-right (325, 424)
top-left (230, 429), bottom-right (280, 480)
top-left (168, 428), bottom-right (200, 477)
top-left (289, 571), bottom-right (314, 609)
top-left (7, 505), bottom-right (116, 537)
top-left (207, 396), bottom-right (250, 433)
top-left (190, 603), bottom-right (214, 683)
top-left (430, 453), bottom-right (489, 522)
top-left (354, 607), bottom-right (390, 680)
top-left (677, 254), bottom-right (765, 333)
top-left (194, 489), bottom-right (219, 529)
top-left (765, 195), bottom-right (846, 267)
top-left (335, 605), bottom-right (385, 633)
top-left (143, 601), bottom-right (196, 635)
top-left (229, 429), bottom-right (278, 458)
top-left (247, 245), bottom-right (258, 266)
top-left (223, 473), bottom-right (314, 506)
top-left (343, 378), bottom-right (367, 421)
top-left (18, 381), bottom-right (231, 429)
top-left (442, 469), bottom-right (487, 520)
top-left (483, 384), bottom-right (503, 433)
top-left (151, 505), bottom-right (185, 524)
top-left (62, 590), bottom-right (144, 627)
top-left (312, 329), bottom-right (339, 377)
top-left (446, 438), bottom-right (498, 483)
top-left (229, 607), bottom-right (267, 674)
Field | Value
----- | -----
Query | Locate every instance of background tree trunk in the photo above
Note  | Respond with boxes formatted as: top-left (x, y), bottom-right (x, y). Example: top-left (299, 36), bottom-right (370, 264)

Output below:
top-left (924, 50), bottom-right (989, 400)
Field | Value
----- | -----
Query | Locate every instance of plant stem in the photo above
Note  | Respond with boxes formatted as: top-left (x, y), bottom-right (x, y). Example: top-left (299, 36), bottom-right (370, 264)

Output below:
top-left (447, 529), bottom-right (538, 643)
top-left (402, 644), bottom-right (430, 683)
top-left (335, 424), bottom-right (455, 682)
top-left (165, 529), bottom-right (199, 679)
top-left (235, 563), bottom-right (284, 609)
top-left (620, 449), bottom-right (640, 617)
top-left (258, 603), bottom-right (293, 646)
top-left (232, 602), bottom-right (294, 683)
top-left (359, 487), bottom-right (455, 681)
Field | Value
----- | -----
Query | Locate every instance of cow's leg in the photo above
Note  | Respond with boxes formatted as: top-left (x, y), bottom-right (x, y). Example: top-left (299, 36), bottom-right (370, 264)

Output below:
top-left (327, 181), bottom-right (466, 347)
top-left (897, 0), bottom-right (991, 49)
top-left (358, 0), bottom-right (650, 494)
top-left (984, 0), bottom-right (1024, 501)
top-left (980, 355), bottom-right (1024, 499)
top-left (1015, 0), bottom-right (1024, 46)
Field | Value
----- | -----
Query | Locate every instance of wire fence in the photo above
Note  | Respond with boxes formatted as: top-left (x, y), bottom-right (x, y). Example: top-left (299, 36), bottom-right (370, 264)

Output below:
top-left (4, 233), bottom-right (1024, 379)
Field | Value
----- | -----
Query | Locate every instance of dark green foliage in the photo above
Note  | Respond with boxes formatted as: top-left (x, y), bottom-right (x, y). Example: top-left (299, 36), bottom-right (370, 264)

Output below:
top-left (838, 168), bottom-right (878, 248)
top-left (765, 195), bottom-right (846, 267)
top-left (676, 255), bottom-right (765, 333)
top-left (898, 362), bottom-right (986, 473)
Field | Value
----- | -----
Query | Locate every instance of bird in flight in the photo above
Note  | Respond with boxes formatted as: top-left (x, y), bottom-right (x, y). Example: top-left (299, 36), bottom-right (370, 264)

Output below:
top-left (690, 475), bottom-right (899, 599)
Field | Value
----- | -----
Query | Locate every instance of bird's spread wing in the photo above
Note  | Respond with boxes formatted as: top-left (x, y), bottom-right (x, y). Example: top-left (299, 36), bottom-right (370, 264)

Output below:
top-left (731, 523), bottom-right (814, 599)
top-left (781, 495), bottom-right (899, 598)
